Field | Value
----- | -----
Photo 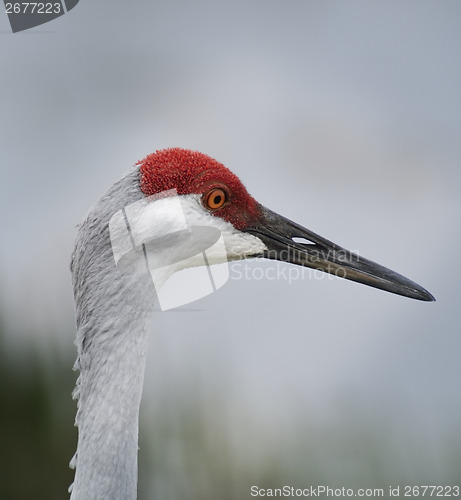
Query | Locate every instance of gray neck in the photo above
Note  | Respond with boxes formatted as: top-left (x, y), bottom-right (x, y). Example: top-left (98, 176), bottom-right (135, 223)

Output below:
top-left (70, 168), bottom-right (155, 500)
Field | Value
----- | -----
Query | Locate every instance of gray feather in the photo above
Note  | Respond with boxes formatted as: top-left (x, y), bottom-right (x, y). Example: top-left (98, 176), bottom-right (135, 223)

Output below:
top-left (70, 166), bottom-right (155, 500)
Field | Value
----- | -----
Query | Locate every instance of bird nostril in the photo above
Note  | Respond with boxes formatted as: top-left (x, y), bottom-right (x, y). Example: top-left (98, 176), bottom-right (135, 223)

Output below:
top-left (292, 236), bottom-right (315, 245)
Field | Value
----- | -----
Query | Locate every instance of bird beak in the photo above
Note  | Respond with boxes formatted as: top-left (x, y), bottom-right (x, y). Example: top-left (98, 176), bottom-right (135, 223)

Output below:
top-left (244, 205), bottom-right (435, 301)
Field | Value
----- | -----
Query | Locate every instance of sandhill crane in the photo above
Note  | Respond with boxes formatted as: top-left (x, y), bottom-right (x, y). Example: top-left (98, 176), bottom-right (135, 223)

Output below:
top-left (69, 148), bottom-right (434, 499)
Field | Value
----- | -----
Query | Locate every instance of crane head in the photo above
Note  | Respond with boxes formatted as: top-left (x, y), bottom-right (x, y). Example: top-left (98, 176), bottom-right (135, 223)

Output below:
top-left (137, 148), bottom-right (434, 302)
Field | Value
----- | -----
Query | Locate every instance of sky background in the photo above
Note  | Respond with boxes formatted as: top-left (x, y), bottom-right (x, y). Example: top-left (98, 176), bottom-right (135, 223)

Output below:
top-left (1, 1), bottom-right (460, 498)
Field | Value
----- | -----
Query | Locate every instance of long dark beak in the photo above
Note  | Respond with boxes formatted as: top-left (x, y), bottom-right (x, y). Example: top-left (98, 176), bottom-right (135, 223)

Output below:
top-left (244, 205), bottom-right (435, 301)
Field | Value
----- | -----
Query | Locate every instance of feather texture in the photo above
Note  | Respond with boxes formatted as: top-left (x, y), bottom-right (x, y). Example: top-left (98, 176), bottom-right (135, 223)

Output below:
top-left (70, 167), bottom-right (155, 500)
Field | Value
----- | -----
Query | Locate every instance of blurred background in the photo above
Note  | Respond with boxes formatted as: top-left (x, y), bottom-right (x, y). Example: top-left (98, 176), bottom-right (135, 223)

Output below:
top-left (1, 1), bottom-right (460, 498)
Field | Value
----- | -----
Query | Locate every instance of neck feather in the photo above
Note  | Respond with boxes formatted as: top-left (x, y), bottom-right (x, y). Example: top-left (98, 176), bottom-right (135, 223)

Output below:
top-left (70, 168), bottom-right (155, 500)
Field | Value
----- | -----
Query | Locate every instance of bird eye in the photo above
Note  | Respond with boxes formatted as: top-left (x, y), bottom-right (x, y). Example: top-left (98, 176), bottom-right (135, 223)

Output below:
top-left (205, 188), bottom-right (227, 210)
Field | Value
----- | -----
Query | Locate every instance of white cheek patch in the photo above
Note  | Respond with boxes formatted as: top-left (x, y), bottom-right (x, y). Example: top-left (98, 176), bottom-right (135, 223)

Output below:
top-left (109, 190), bottom-right (188, 272)
top-left (109, 193), bottom-right (265, 310)
top-left (126, 190), bottom-right (188, 247)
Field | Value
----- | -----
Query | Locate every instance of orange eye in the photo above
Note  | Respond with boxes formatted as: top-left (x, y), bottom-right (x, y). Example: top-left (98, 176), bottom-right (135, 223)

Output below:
top-left (205, 188), bottom-right (227, 210)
